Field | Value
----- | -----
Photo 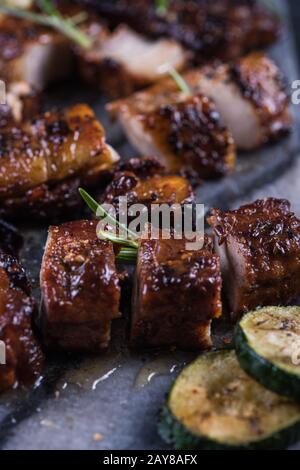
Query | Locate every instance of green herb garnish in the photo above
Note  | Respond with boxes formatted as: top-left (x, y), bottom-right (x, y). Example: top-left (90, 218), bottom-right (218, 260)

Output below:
top-left (155, 0), bottom-right (169, 16)
top-left (0, 1), bottom-right (92, 49)
top-left (168, 67), bottom-right (191, 95)
top-left (79, 188), bottom-right (138, 263)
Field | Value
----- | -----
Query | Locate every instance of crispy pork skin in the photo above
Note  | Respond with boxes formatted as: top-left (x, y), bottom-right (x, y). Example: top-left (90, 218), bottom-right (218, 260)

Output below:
top-left (0, 223), bottom-right (43, 393)
top-left (208, 199), bottom-right (300, 322)
top-left (184, 53), bottom-right (291, 150)
top-left (39, 220), bottom-right (121, 352)
top-left (0, 15), bottom-right (73, 90)
top-left (131, 234), bottom-right (222, 350)
top-left (0, 104), bottom-right (119, 219)
top-left (108, 86), bottom-right (235, 179)
top-left (78, 0), bottom-right (279, 61)
top-left (77, 23), bottom-right (188, 98)
top-left (101, 156), bottom-right (194, 213)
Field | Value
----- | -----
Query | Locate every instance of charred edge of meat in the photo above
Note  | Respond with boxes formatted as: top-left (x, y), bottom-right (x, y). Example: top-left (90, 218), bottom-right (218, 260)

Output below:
top-left (145, 95), bottom-right (235, 178)
top-left (76, 0), bottom-right (280, 60)
top-left (230, 54), bottom-right (291, 141)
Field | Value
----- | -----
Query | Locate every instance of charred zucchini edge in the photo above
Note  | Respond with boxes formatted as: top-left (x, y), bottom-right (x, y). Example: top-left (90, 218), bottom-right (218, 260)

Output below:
top-left (235, 313), bottom-right (300, 402)
top-left (158, 350), bottom-right (300, 450)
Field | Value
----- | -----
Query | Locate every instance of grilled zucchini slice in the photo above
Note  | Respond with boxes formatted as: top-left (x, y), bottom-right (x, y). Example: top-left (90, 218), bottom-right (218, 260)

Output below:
top-left (158, 350), bottom-right (300, 449)
top-left (235, 306), bottom-right (300, 401)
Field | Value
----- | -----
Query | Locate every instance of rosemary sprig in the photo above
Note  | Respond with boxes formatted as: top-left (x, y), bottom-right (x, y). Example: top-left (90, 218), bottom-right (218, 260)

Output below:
top-left (155, 0), bottom-right (169, 16)
top-left (168, 67), bottom-right (191, 95)
top-left (97, 231), bottom-right (138, 250)
top-left (79, 188), bottom-right (138, 241)
top-left (116, 247), bottom-right (138, 263)
top-left (0, 3), bottom-right (92, 49)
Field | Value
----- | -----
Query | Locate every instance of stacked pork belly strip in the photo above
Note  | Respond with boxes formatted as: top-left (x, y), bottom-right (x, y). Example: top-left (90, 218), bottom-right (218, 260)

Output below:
top-left (39, 220), bottom-right (121, 352)
top-left (108, 53), bottom-right (291, 178)
top-left (0, 220), bottom-right (43, 392)
top-left (131, 233), bottom-right (222, 350)
top-left (0, 104), bottom-right (119, 220)
top-left (77, 0), bottom-right (279, 62)
top-left (208, 198), bottom-right (300, 321)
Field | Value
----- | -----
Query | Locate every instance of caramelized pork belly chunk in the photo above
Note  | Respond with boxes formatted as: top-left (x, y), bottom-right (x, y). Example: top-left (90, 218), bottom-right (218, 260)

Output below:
top-left (0, 81), bottom-right (41, 128)
top-left (0, 15), bottom-right (73, 90)
top-left (108, 86), bottom-right (235, 179)
top-left (77, 23), bottom-right (188, 98)
top-left (131, 234), bottom-right (222, 350)
top-left (0, 225), bottom-right (43, 393)
top-left (208, 199), bottom-right (300, 321)
top-left (39, 220), bottom-right (121, 352)
top-left (0, 104), bottom-right (119, 219)
top-left (101, 157), bottom-right (194, 215)
top-left (185, 53), bottom-right (291, 150)
top-left (80, 0), bottom-right (279, 61)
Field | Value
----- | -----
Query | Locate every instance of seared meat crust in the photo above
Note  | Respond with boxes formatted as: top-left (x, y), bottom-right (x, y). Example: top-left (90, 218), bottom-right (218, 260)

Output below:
top-left (208, 199), bottom-right (300, 320)
top-left (0, 224), bottom-right (43, 393)
top-left (101, 156), bottom-right (194, 212)
top-left (78, 0), bottom-right (279, 61)
top-left (109, 88), bottom-right (235, 179)
top-left (39, 220), bottom-right (121, 352)
top-left (131, 233), bottom-right (222, 349)
top-left (0, 104), bottom-right (118, 218)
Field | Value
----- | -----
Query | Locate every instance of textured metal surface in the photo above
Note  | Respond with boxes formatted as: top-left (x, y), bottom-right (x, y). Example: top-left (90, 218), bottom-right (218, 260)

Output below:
top-left (1, 0), bottom-right (300, 450)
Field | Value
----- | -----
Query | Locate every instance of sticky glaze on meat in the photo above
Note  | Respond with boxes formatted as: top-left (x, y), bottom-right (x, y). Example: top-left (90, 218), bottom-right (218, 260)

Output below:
top-left (0, 104), bottom-right (119, 219)
top-left (78, 0), bottom-right (279, 62)
top-left (208, 198), bottom-right (300, 321)
top-left (39, 220), bottom-right (121, 352)
top-left (0, 223), bottom-right (43, 393)
top-left (101, 156), bottom-right (194, 216)
top-left (108, 86), bottom-right (235, 179)
top-left (131, 232), bottom-right (222, 349)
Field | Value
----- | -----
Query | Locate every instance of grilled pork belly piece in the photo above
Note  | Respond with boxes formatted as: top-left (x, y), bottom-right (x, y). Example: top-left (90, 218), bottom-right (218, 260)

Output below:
top-left (0, 15), bottom-right (73, 90)
top-left (131, 233), bottom-right (222, 350)
top-left (39, 220), bottom-right (121, 352)
top-left (0, 81), bottom-right (40, 128)
top-left (184, 53), bottom-right (291, 150)
top-left (109, 87), bottom-right (235, 179)
top-left (0, 223), bottom-right (43, 393)
top-left (208, 198), bottom-right (300, 322)
top-left (0, 104), bottom-right (119, 219)
top-left (77, 23), bottom-right (189, 98)
top-left (78, 0), bottom-right (279, 61)
top-left (101, 157), bottom-right (194, 215)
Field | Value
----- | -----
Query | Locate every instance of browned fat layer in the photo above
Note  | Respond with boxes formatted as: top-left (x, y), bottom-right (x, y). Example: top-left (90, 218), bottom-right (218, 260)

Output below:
top-left (145, 95), bottom-right (234, 178)
top-left (230, 53), bottom-right (290, 136)
top-left (84, 0), bottom-right (279, 60)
